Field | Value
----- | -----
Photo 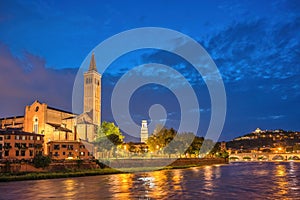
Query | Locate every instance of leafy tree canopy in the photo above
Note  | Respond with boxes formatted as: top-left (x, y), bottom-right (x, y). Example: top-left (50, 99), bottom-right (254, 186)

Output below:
top-left (33, 154), bottom-right (51, 168)
top-left (94, 121), bottom-right (124, 151)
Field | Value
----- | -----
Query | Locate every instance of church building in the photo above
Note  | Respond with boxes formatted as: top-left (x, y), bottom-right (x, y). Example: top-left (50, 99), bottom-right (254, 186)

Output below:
top-left (0, 53), bottom-right (101, 159)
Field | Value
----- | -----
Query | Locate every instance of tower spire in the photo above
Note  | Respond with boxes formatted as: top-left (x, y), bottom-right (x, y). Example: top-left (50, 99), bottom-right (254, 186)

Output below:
top-left (89, 52), bottom-right (97, 72)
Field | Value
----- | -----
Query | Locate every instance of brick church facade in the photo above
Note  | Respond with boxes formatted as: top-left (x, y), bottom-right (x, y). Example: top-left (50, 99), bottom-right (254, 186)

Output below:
top-left (0, 53), bottom-right (101, 160)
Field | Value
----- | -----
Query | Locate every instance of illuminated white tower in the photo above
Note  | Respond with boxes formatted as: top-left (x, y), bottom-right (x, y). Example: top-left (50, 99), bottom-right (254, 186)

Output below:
top-left (140, 120), bottom-right (148, 143)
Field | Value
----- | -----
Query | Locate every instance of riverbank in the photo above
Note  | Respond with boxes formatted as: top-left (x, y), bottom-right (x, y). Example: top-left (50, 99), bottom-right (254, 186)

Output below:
top-left (230, 160), bottom-right (300, 162)
top-left (0, 158), bottom-right (227, 182)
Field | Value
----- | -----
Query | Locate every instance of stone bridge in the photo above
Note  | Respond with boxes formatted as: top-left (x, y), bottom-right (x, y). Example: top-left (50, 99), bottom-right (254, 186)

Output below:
top-left (229, 153), bottom-right (300, 161)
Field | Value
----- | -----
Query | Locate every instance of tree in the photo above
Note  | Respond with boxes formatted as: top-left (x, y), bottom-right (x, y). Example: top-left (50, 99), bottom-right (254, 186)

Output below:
top-left (33, 155), bottom-right (51, 168)
top-left (173, 132), bottom-right (195, 157)
top-left (146, 125), bottom-right (177, 154)
top-left (164, 140), bottom-right (178, 157)
top-left (199, 139), bottom-right (216, 156)
top-left (94, 121), bottom-right (124, 152)
top-left (186, 135), bottom-right (204, 156)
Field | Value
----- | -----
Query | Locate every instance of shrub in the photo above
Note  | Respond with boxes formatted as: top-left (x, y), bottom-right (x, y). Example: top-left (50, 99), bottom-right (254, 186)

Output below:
top-left (33, 155), bottom-right (51, 168)
top-left (243, 156), bottom-right (251, 160)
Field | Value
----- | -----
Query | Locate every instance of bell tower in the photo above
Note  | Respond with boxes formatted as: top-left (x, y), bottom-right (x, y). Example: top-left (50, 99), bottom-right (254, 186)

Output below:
top-left (83, 52), bottom-right (101, 126)
top-left (140, 120), bottom-right (148, 143)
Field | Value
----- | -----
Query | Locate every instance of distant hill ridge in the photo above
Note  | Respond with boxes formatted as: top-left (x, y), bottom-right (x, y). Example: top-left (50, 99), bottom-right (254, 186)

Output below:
top-left (226, 128), bottom-right (300, 151)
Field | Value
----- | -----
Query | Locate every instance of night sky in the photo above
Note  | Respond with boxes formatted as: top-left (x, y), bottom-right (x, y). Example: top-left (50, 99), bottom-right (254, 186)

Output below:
top-left (0, 0), bottom-right (299, 141)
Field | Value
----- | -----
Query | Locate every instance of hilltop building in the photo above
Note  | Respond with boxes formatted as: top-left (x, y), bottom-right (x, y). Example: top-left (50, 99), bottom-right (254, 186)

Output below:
top-left (0, 53), bottom-right (101, 160)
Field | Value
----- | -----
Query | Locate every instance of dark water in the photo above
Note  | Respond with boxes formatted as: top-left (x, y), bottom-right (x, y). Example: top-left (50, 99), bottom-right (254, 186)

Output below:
top-left (1, 162), bottom-right (300, 199)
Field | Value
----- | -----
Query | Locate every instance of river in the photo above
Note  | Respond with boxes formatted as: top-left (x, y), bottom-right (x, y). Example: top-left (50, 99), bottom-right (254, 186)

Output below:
top-left (1, 162), bottom-right (300, 199)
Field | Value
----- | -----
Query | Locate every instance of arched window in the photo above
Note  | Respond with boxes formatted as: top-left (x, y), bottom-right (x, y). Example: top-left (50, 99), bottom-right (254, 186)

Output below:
top-left (33, 117), bottom-right (39, 133)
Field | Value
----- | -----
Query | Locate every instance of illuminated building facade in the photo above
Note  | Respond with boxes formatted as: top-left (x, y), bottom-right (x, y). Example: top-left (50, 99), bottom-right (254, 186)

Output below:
top-left (0, 53), bottom-right (101, 159)
top-left (0, 128), bottom-right (44, 160)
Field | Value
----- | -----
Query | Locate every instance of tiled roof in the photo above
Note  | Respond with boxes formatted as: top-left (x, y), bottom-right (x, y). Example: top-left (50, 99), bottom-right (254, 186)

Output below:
top-left (47, 106), bottom-right (76, 115)
top-left (47, 123), bottom-right (73, 132)
top-left (0, 116), bottom-right (24, 120)
top-left (0, 128), bottom-right (43, 136)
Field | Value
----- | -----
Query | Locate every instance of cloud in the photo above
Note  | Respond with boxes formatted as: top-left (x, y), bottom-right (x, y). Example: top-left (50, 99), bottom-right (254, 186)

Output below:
top-left (135, 15), bottom-right (300, 101)
top-left (255, 115), bottom-right (285, 120)
top-left (205, 17), bottom-right (300, 82)
top-left (0, 42), bottom-right (77, 117)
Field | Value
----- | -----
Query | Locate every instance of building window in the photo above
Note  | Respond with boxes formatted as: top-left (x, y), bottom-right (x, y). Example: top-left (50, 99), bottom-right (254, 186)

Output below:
top-left (4, 151), bottom-right (9, 156)
top-left (67, 145), bottom-right (73, 150)
top-left (63, 152), bottom-right (66, 155)
top-left (80, 152), bottom-right (85, 156)
top-left (29, 136), bottom-right (34, 140)
top-left (21, 150), bottom-right (25, 156)
top-left (15, 143), bottom-right (20, 148)
top-left (86, 77), bottom-right (93, 84)
top-left (4, 143), bottom-right (10, 149)
top-left (15, 135), bottom-right (20, 140)
top-left (37, 136), bottom-right (40, 141)
top-left (21, 143), bottom-right (26, 148)
top-left (0, 136), bottom-right (3, 141)
top-left (29, 150), bottom-right (33, 156)
top-left (4, 135), bottom-right (10, 140)
top-left (29, 143), bottom-right (34, 148)
top-left (54, 144), bottom-right (60, 150)
top-left (62, 145), bottom-right (67, 148)
top-left (22, 136), bottom-right (26, 140)
top-left (16, 150), bottom-right (19, 156)
top-left (33, 118), bottom-right (39, 133)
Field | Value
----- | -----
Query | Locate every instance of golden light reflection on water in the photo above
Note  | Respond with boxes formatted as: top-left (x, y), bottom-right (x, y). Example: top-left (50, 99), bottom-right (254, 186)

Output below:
top-left (274, 164), bottom-right (288, 196)
top-left (203, 166), bottom-right (213, 196)
top-left (109, 173), bottom-right (133, 199)
top-left (171, 170), bottom-right (183, 192)
top-left (275, 164), bottom-right (287, 177)
top-left (150, 170), bottom-right (168, 198)
top-left (62, 179), bottom-right (77, 198)
top-left (2, 163), bottom-right (300, 199)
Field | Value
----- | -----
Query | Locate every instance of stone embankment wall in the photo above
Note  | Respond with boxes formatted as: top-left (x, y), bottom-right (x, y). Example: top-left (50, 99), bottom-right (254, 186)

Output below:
top-left (107, 158), bottom-right (227, 168)
top-left (0, 161), bottom-right (98, 173)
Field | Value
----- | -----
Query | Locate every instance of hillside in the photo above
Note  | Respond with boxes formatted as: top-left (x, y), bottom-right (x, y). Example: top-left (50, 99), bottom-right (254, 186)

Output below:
top-left (226, 128), bottom-right (300, 151)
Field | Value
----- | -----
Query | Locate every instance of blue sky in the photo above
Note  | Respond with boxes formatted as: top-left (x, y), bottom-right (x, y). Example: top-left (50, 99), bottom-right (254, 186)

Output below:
top-left (0, 0), bottom-right (299, 141)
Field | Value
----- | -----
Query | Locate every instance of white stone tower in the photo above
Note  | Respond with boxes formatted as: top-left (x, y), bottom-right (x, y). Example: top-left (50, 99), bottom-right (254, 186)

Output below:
top-left (140, 120), bottom-right (148, 143)
top-left (83, 52), bottom-right (101, 126)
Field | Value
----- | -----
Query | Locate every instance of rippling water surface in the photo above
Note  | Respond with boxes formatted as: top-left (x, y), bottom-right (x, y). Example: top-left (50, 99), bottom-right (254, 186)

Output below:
top-left (1, 162), bottom-right (300, 199)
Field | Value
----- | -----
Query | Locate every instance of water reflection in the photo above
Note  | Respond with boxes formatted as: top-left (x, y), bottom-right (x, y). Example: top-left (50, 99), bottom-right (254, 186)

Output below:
top-left (62, 179), bottom-right (77, 198)
top-left (203, 166), bottom-right (213, 196)
top-left (1, 162), bottom-right (300, 199)
top-left (274, 164), bottom-right (288, 196)
top-left (149, 170), bottom-right (168, 199)
top-left (288, 162), bottom-right (299, 191)
top-left (109, 173), bottom-right (133, 199)
top-left (171, 170), bottom-right (183, 192)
